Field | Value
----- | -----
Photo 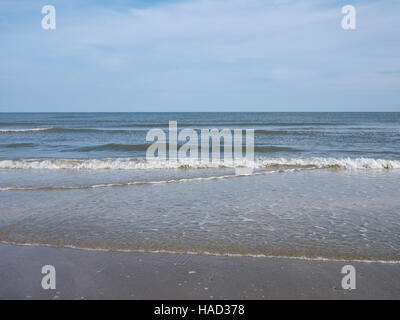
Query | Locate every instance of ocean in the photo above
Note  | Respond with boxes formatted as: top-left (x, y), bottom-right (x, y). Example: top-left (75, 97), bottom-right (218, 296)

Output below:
top-left (0, 112), bottom-right (399, 262)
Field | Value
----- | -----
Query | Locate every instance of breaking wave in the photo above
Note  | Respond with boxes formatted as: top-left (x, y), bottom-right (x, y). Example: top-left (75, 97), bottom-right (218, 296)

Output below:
top-left (0, 128), bottom-right (52, 133)
top-left (0, 157), bottom-right (399, 170)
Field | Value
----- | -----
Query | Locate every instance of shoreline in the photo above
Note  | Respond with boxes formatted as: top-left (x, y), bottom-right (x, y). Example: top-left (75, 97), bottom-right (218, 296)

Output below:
top-left (1, 243), bottom-right (399, 300)
top-left (2, 241), bottom-right (400, 265)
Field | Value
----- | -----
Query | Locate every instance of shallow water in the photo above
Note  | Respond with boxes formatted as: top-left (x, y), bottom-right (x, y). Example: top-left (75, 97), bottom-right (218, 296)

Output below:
top-left (0, 113), bottom-right (399, 262)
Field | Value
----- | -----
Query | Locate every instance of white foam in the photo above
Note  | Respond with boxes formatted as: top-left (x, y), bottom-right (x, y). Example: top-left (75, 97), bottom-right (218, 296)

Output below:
top-left (257, 157), bottom-right (400, 170)
top-left (0, 172), bottom-right (273, 192)
top-left (0, 157), bottom-right (399, 170)
top-left (0, 128), bottom-right (52, 133)
top-left (1, 241), bottom-right (399, 265)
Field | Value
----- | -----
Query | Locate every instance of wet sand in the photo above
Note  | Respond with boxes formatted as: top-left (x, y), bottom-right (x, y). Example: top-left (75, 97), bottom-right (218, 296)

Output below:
top-left (0, 244), bottom-right (399, 300)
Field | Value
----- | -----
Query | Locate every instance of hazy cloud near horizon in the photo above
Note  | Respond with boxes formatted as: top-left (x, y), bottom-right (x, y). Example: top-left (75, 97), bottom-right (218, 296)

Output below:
top-left (0, 0), bottom-right (399, 112)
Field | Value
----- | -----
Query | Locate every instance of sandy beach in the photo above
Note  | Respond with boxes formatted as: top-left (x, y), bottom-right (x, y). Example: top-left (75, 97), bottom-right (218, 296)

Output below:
top-left (0, 243), bottom-right (399, 300)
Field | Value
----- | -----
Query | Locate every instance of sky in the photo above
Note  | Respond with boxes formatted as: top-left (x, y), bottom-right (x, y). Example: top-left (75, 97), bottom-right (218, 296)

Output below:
top-left (0, 0), bottom-right (399, 112)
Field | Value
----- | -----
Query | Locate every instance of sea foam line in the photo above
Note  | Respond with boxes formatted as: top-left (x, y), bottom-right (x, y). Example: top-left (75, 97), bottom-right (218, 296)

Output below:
top-left (1, 240), bottom-right (399, 265)
top-left (0, 157), bottom-right (399, 170)
top-left (0, 171), bottom-right (272, 192)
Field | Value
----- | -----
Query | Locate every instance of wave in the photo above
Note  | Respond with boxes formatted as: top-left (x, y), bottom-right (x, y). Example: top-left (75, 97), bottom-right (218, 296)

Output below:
top-left (124, 122), bottom-right (339, 128)
top-left (47, 128), bottom-right (144, 134)
top-left (0, 157), bottom-right (399, 170)
top-left (254, 146), bottom-right (303, 152)
top-left (71, 143), bottom-right (150, 152)
top-left (70, 144), bottom-right (301, 153)
top-left (257, 157), bottom-right (400, 170)
top-left (0, 173), bottom-right (262, 192)
top-left (0, 128), bottom-right (52, 133)
top-left (0, 143), bottom-right (37, 149)
top-left (1, 241), bottom-right (399, 265)
top-left (0, 122), bottom-right (41, 127)
top-left (0, 123), bottom-right (337, 133)
top-left (0, 127), bottom-right (146, 134)
top-left (255, 129), bottom-right (321, 136)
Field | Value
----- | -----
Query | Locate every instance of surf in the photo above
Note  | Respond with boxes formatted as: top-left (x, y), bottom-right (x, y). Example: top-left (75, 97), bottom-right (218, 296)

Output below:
top-left (0, 157), bottom-right (399, 170)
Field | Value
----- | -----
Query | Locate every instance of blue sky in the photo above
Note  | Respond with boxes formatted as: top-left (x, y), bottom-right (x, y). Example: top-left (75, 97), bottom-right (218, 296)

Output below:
top-left (0, 0), bottom-right (399, 112)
